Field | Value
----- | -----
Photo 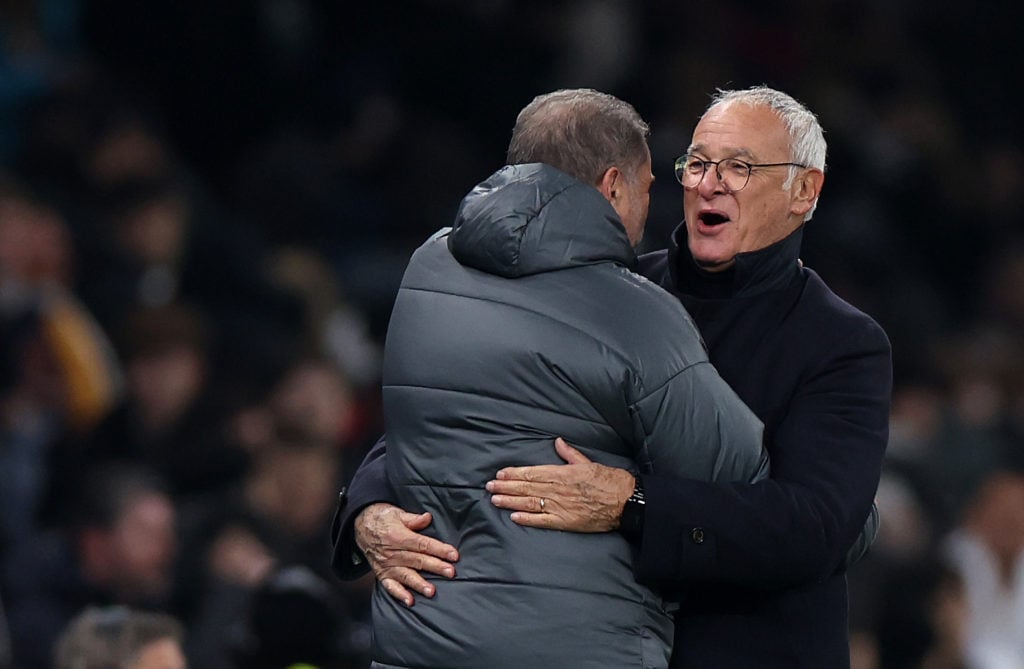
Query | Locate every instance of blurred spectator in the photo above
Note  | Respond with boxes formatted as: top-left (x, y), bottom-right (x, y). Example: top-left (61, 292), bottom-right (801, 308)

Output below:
top-left (944, 472), bottom-right (1024, 667)
top-left (54, 605), bottom-right (187, 669)
top-left (874, 559), bottom-right (970, 669)
top-left (0, 0), bottom-right (82, 160)
top-left (267, 352), bottom-right (371, 471)
top-left (228, 565), bottom-right (361, 669)
top-left (921, 330), bottom-right (1024, 524)
top-left (921, 565), bottom-right (972, 669)
top-left (267, 247), bottom-right (382, 393)
top-left (14, 71), bottom-right (172, 209)
top-left (0, 309), bottom-right (61, 554)
top-left (0, 178), bottom-right (122, 431)
top-left (0, 179), bottom-right (121, 552)
top-left (72, 172), bottom-right (303, 376)
top-left (44, 303), bottom-right (247, 523)
top-left (2, 464), bottom-right (178, 669)
top-left (175, 356), bottom-right (364, 665)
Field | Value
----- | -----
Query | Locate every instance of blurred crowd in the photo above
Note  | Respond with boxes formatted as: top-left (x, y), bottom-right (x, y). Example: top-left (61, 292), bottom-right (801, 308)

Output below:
top-left (0, 1), bottom-right (1022, 668)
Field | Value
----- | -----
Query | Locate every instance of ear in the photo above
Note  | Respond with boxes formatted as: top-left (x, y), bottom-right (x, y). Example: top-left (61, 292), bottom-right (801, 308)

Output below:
top-left (789, 168), bottom-right (825, 217)
top-left (596, 166), bottom-right (621, 204)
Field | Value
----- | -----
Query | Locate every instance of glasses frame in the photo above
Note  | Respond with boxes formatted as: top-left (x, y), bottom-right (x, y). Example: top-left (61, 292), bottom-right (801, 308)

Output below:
top-left (674, 154), bottom-right (808, 192)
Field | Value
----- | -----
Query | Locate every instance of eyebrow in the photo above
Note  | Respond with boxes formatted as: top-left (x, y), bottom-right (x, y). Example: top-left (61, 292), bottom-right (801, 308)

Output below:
top-left (687, 144), bottom-right (758, 161)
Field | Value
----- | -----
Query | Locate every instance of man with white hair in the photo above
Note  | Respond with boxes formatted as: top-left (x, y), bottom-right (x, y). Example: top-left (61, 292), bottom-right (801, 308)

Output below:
top-left (335, 86), bottom-right (891, 668)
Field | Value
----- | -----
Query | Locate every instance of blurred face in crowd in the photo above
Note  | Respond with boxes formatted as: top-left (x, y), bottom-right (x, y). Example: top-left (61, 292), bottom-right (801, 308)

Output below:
top-left (682, 101), bottom-right (822, 271)
top-left (116, 194), bottom-right (189, 266)
top-left (610, 146), bottom-right (654, 248)
top-left (131, 638), bottom-right (187, 669)
top-left (108, 491), bottom-right (178, 599)
top-left (0, 193), bottom-right (73, 285)
top-left (127, 346), bottom-right (205, 431)
top-left (271, 360), bottom-right (354, 444)
top-left (964, 472), bottom-right (1024, 564)
top-left (259, 446), bottom-right (338, 536)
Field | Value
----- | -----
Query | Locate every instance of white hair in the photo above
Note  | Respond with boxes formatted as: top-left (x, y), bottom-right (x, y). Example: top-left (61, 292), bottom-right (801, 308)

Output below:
top-left (707, 86), bottom-right (827, 220)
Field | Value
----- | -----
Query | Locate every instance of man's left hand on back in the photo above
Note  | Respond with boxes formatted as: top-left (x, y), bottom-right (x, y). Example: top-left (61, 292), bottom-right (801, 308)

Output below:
top-left (487, 438), bottom-right (634, 532)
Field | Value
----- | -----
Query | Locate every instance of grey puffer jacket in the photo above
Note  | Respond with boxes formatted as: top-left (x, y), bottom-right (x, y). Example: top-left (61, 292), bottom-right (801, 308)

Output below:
top-left (372, 163), bottom-right (768, 669)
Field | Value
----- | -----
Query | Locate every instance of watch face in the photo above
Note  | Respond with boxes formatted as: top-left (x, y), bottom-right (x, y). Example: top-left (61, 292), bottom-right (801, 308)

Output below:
top-left (621, 498), bottom-right (645, 538)
top-left (629, 480), bottom-right (645, 504)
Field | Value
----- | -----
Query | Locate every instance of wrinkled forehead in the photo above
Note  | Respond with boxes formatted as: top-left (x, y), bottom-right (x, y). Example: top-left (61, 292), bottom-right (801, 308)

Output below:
top-left (688, 101), bottom-right (791, 160)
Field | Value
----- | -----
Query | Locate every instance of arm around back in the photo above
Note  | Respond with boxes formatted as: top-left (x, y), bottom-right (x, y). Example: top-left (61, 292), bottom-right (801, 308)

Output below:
top-left (635, 319), bottom-right (891, 589)
top-left (631, 358), bottom-right (768, 484)
top-left (330, 436), bottom-right (395, 580)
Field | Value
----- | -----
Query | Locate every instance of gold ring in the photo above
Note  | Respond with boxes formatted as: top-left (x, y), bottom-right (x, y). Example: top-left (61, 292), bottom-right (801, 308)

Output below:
top-left (539, 498), bottom-right (546, 511)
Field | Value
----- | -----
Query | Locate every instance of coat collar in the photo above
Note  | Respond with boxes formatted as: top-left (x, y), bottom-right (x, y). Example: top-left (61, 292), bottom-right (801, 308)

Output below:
top-left (666, 222), bottom-right (804, 299)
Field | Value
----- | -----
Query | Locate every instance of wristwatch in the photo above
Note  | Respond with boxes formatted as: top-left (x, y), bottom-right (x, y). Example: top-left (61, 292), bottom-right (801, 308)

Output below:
top-left (619, 476), bottom-right (646, 540)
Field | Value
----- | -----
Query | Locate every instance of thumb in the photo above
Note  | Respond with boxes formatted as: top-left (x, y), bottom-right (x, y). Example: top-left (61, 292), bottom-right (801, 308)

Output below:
top-left (401, 511), bottom-right (433, 531)
top-left (555, 437), bottom-right (591, 464)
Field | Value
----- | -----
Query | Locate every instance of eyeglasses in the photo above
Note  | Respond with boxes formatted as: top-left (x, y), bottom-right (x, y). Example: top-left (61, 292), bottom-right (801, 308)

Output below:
top-left (674, 154), bottom-right (807, 192)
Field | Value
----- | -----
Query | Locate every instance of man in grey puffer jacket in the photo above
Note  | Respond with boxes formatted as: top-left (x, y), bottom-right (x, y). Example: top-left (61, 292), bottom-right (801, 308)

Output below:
top-left (371, 89), bottom-right (768, 669)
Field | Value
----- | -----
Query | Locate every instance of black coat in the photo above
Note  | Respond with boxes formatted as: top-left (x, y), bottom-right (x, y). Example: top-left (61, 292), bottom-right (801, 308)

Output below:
top-left (636, 224), bottom-right (891, 668)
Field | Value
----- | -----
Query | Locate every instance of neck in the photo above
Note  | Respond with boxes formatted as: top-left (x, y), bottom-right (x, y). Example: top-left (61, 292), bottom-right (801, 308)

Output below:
top-left (671, 225), bottom-right (804, 299)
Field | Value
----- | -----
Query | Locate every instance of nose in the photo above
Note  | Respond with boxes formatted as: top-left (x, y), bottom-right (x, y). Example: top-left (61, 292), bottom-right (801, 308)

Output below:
top-left (696, 164), bottom-right (726, 197)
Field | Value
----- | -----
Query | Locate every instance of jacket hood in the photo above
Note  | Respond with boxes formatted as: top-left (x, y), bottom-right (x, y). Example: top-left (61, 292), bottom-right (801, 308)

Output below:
top-left (448, 163), bottom-right (635, 278)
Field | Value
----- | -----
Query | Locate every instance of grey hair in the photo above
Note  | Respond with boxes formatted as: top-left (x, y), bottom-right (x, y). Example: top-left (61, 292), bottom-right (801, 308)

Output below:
top-left (507, 88), bottom-right (650, 186)
top-left (708, 86), bottom-right (827, 219)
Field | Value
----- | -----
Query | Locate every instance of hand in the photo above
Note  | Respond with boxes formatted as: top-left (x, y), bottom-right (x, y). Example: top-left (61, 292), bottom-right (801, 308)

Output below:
top-left (354, 503), bottom-right (459, 607)
top-left (486, 438), bottom-right (635, 532)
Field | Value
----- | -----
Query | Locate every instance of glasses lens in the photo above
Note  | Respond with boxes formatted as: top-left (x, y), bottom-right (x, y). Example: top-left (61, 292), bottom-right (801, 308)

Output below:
top-left (673, 156), bottom-right (687, 184)
top-left (719, 159), bottom-right (751, 191)
top-left (675, 156), bottom-right (705, 187)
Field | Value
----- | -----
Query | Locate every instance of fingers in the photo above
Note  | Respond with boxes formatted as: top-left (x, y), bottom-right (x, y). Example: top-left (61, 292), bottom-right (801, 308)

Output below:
top-left (486, 478), bottom-right (551, 498)
top-left (367, 538), bottom-right (458, 580)
top-left (354, 504), bottom-right (462, 606)
top-left (379, 568), bottom-right (438, 608)
top-left (490, 493), bottom-right (546, 513)
top-left (391, 514), bottom-right (459, 561)
top-left (494, 463), bottom-right (565, 482)
top-left (401, 510), bottom-right (434, 531)
top-left (508, 511), bottom-right (566, 530)
top-left (368, 546), bottom-right (456, 606)
top-left (492, 438), bottom-right (588, 480)
top-left (402, 549), bottom-right (457, 578)
top-left (414, 533), bottom-right (460, 562)
top-left (381, 576), bottom-right (417, 607)
top-left (554, 437), bottom-right (591, 464)
top-left (364, 508), bottom-right (459, 562)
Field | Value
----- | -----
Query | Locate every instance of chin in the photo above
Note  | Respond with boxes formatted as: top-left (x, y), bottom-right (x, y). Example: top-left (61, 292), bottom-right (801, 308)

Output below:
top-left (689, 242), bottom-right (733, 269)
top-left (694, 257), bottom-right (735, 272)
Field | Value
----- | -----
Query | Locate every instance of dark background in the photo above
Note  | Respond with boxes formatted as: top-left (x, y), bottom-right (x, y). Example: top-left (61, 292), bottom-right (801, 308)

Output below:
top-left (2, 1), bottom-right (1023, 667)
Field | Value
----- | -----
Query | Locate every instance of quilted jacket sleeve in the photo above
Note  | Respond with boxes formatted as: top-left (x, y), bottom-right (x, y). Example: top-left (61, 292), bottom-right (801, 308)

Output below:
top-left (629, 360), bottom-right (768, 484)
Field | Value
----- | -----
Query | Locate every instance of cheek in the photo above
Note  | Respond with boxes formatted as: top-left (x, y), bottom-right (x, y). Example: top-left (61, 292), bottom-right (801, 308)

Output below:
top-left (735, 194), bottom-right (790, 251)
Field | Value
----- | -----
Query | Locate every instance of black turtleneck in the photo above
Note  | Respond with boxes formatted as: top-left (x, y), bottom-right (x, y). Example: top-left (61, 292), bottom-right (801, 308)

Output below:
top-left (637, 224), bottom-right (807, 435)
top-left (633, 219), bottom-right (891, 668)
top-left (666, 224), bottom-right (804, 300)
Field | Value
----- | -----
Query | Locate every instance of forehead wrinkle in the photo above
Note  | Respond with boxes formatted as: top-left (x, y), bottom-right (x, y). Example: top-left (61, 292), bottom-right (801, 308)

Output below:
top-left (687, 142), bottom-right (758, 161)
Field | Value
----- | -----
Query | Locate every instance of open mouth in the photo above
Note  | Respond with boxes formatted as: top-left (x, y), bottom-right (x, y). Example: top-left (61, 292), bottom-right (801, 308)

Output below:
top-left (698, 211), bottom-right (730, 226)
